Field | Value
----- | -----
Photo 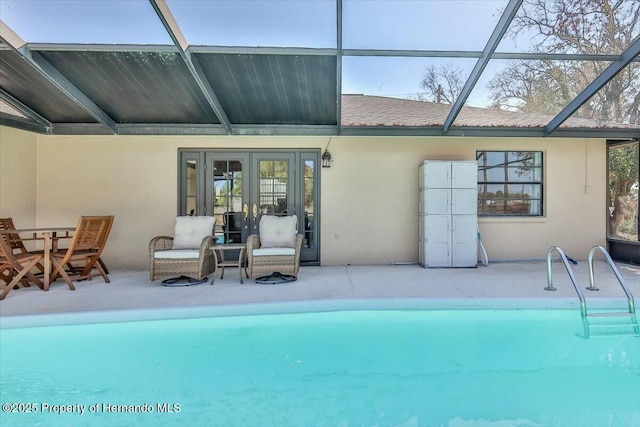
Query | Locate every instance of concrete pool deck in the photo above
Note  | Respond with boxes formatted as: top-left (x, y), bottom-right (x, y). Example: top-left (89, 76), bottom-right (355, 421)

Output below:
top-left (1, 260), bottom-right (639, 318)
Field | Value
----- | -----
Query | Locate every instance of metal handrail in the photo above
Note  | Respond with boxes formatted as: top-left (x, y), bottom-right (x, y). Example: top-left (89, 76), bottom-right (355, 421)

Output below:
top-left (587, 245), bottom-right (636, 315)
top-left (545, 246), bottom-right (587, 317)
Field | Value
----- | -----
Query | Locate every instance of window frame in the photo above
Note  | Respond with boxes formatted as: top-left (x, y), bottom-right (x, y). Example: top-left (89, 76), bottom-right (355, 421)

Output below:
top-left (476, 150), bottom-right (544, 217)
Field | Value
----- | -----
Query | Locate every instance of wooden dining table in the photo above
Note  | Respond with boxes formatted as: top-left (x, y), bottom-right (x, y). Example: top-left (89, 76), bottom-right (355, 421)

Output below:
top-left (0, 227), bottom-right (75, 290)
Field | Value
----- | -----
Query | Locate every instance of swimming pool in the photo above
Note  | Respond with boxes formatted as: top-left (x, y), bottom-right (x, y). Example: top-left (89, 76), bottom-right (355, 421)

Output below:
top-left (1, 306), bottom-right (638, 427)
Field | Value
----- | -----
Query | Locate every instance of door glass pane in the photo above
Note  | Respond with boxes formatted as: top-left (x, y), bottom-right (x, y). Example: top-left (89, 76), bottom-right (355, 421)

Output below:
top-left (303, 160), bottom-right (315, 249)
top-left (259, 160), bottom-right (289, 216)
top-left (213, 160), bottom-right (244, 244)
top-left (608, 143), bottom-right (639, 241)
top-left (185, 160), bottom-right (197, 216)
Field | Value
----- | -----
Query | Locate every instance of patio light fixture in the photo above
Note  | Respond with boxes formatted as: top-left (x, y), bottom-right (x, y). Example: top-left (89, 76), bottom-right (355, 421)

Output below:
top-left (322, 138), bottom-right (332, 168)
top-left (322, 150), bottom-right (332, 168)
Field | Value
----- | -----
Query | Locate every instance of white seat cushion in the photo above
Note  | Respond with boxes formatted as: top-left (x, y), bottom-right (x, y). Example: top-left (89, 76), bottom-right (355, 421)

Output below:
top-left (259, 215), bottom-right (297, 248)
top-left (252, 247), bottom-right (296, 257)
top-left (154, 249), bottom-right (200, 259)
top-left (172, 216), bottom-right (214, 250)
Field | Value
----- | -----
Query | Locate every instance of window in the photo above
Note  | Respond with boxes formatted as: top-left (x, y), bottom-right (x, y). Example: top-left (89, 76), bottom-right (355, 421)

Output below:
top-left (477, 151), bottom-right (543, 216)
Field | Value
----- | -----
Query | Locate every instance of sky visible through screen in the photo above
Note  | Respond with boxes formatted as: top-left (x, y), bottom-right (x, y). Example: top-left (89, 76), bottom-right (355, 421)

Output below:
top-left (0, 0), bottom-right (521, 107)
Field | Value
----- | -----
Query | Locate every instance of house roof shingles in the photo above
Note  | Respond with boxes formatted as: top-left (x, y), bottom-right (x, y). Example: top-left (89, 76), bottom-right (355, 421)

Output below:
top-left (341, 94), bottom-right (636, 129)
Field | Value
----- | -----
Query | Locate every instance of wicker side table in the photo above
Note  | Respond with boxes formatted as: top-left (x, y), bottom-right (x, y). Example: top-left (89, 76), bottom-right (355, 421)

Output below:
top-left (214, 243), bottom-right (247, 284)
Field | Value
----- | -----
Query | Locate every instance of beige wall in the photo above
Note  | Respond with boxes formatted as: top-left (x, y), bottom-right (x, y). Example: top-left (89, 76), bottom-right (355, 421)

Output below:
top-left (0, 126), bottom-right (37, 228)
top-left (323, 136), bottom-right (606, 264)
top-left (34, 135), bottom-right (326, 269)
top-left (0, 126), bottom-right (607, 269)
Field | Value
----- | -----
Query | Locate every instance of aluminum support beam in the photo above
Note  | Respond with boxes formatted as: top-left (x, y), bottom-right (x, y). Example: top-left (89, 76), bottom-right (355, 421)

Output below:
top-left (545, 37), bottom-right (640, 135)
top-left (29, 43), bottom-right (180, 53)
top-left (0, 88), bottom-right (51, 127)
top-left (51, 123), bottom-right (337, 136)
top-left (23, 50), bottom-right (118, 133)
top-left (1, 21), bottom-right (118, 134)
top-left (24, 42), bottom-right (638, 63)
top-left (343, 49), bottom-right (636, 62)
top-left (16, 121), bottom-right (637, 138)
top-left (0, 114), bottom-right (48, 134)
top-left (345, 49), bottom-right (482, 58)
top-left (149, 0), bottom-right (232, 134)
top-left (442, 0), bottom-right (523, 133)
top-left (341, 125), bottom-right (640, 139)
top-left (336, 0), bottom-right (343, 133)
top-left (190, 46), bottom-right (336, 56)
top-left (26, 42), bottom-right (635, 62)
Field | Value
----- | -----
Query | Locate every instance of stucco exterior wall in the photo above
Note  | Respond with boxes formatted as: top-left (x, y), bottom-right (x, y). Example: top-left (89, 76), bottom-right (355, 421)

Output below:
top-left (0, 127), bottom-right (606, 269)
top-left (34, 135), bottom-right (326, 269)
top-left (323, 136), bottom-right (606, 265)
top-left (0, 126), bottom-right (37, 228)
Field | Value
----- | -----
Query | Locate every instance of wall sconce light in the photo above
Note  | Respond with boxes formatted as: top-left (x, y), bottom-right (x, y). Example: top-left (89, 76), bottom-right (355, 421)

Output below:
top-left (322, 137), bottom-right (333, 168)
top-left (322, 149), bottom-right (332, 168)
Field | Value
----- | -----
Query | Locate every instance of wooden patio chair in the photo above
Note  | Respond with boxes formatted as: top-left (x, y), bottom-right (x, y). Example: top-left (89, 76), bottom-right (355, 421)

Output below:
top-left (49, 215), bottom-right (114, 290)
top-left (0, 218), bottom-right (29, 254)
top-left (0, 235), bottom-right (45, 300)
top-left (0, 217), bottom-right (45, 285)
top-left (0, 250), bottom-right (15, 285)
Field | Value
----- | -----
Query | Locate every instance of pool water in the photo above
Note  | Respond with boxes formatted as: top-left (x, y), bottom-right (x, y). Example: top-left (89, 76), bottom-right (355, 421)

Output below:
top-left (1, 309), bottom-right (639, 427)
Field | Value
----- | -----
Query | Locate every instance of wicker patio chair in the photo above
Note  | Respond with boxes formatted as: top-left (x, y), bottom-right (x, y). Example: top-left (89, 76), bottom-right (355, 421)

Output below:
top-left (49, 215), bottom-right (114, 290)
top-left (246, 215), bottom-right (303, 280)
top-left (0, 234), bottom-right (45, 300)
top-left (149, 216), bottom-right (217, 285)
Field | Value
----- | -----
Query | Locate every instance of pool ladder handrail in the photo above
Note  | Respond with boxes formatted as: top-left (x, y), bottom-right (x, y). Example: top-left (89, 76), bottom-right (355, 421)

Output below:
top-left (545, 246), bottom-right (587, 317)
top-left (586, 245), bottom-right (635, 315)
